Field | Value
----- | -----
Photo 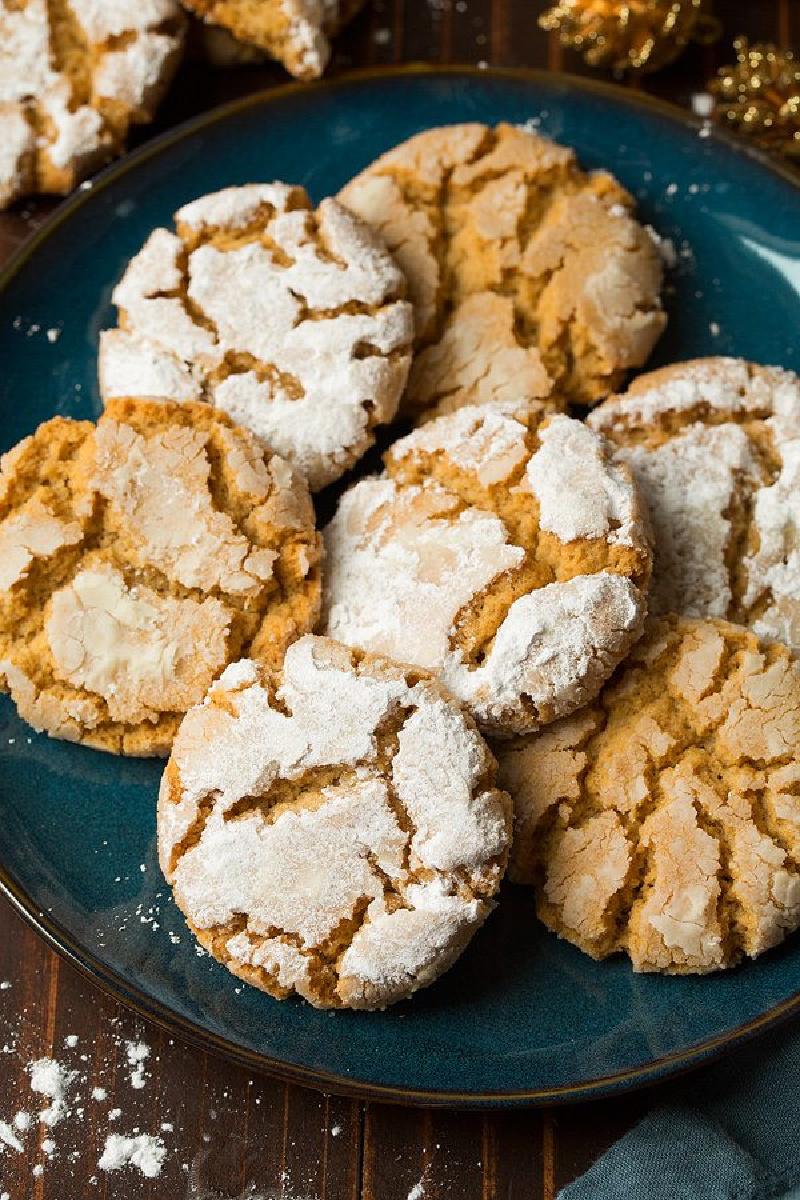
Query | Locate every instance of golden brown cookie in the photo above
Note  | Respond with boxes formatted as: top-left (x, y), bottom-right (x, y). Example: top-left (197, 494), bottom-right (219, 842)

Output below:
top-left (0, 0), bottom-right (185, 208)
top-left (0, 398), bottom-right (321, 755)
top-left (338, 123), bottom-right (666, 418)
top-left (180, 0), bottom-right (364, 79)
top-left (158, 636), bottom-right (512, 1009)
top-left (99, 183), bottom-right (414, 492)
top-left (497, 616), bottom-right (800, 974)
top-left (324, 402), bottom-right (652, 736)
top-left (589, 358), bottom-right (800, 652)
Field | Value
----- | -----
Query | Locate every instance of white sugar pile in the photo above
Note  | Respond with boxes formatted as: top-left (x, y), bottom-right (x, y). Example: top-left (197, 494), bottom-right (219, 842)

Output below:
top-left (0, 1121), bottom-right (24, 1152)
top-left (29, 1057), bottom-right (78, 1126)
top-left (126, 1040), bottom-right (150, 1089)
top-left (99, 1132), bottom-right (166, 1178)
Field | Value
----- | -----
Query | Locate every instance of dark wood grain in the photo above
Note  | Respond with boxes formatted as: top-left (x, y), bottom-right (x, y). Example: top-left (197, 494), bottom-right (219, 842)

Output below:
top-left (1, 3), bottom-right (797, 1197)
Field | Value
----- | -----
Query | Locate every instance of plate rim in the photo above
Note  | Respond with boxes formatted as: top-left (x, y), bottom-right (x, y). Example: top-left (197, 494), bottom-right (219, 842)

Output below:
top-left (2, 62), bottom-right (800, 1108)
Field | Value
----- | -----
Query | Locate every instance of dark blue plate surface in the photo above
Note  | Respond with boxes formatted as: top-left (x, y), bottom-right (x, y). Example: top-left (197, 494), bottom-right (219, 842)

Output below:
top-left (1, 67), bottom-right (799, 1106)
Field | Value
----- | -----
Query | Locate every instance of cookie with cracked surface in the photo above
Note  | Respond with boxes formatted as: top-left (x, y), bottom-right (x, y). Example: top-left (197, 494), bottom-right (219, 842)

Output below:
top-left (589, 358), bottom-right (800, 652)
top-left (497, 616), bottom-right (800, 974)
top-left (180, 0), bottom-right (364, 78)
top-left (0, 398), bottom-right (321, 755)
top-left (0, 0), bottom-right (185, 209)
top-left (99, 183), bottom-right (414, 492)
top-left (323, 402), bottom-right (652, 737)
top-left (158, 635), bottom-right (512, 1009)
top-left (338, 122), bottom-right (666, 419)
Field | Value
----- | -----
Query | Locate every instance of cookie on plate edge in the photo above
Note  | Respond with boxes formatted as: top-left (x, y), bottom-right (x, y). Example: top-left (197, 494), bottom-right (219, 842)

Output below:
top-left (0, 397), bottom-right (321, 754)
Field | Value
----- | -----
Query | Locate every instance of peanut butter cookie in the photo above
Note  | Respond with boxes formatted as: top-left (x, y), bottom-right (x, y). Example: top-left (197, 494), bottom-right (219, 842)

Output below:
top-left (0, 0), bottom-right (184, 208)
top-left (0, 398), bottom-right (321, 755)
top-left (338, 123), bottom-right (666, 418)
top-left (324, 402), bottom-right (652, 736)
top-left (589, 358), bottom-right (800, 652)
top-left (498, 616), bottom-right (800, 973)
top-left (180, 0), bottom-right (364, 79)
top-left (158, 636), bottom-right (512, 1009)
top-left (99, 184), bottom-right (414, 492)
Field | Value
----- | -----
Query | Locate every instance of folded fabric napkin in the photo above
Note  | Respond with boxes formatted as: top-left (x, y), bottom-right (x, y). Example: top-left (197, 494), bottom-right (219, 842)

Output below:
top-left (559, 1016), bottom-right (800, 1200)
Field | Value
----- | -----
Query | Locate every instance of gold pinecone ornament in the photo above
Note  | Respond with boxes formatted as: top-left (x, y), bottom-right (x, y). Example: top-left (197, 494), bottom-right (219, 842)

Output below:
top-left (539, 0), bottom-right (721, 73)
top-left (711, 39), bottom-right (800, 160)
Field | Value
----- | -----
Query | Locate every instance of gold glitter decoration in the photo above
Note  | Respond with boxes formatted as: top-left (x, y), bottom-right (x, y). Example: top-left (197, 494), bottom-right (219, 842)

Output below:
top-left (539, 0), bottom-right (721, 73)
top-left (711, 39), bottom-right (800, 160)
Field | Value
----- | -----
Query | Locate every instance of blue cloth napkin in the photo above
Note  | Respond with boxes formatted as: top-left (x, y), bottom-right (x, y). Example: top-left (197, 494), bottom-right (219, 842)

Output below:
top-left (559, 1017), bottom-right (800, 1200)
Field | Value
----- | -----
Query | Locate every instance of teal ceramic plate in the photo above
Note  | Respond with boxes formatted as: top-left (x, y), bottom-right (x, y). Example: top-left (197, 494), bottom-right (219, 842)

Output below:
top-left (1, 67), bottom-right (799, 1107)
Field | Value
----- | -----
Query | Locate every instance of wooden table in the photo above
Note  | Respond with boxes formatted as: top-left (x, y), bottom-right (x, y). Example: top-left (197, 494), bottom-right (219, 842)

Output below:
top-left (1, 2), bottom-right (799, 1196)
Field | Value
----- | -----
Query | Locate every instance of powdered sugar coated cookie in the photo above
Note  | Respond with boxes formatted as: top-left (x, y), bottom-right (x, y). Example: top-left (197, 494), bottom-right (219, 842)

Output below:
top-left (158, 636), bottom-right (512, 1008)
top-left (497, 616), bottom-right (800, 973)
top-left (0, 0), bottom-right (184, 207)
top-left (589, 358), bottom-right (800, 651)
top-left (339, 122), bottom-right (666, 419)
top-left (100, 184), bottom-right (414, 491)
top-left (0, 398), bottom-right (321, 754)
top-left (324, 403), bottom-right (652, 736)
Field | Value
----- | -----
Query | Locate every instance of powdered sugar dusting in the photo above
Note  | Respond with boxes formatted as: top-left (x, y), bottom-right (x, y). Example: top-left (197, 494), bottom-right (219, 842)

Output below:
top-left (593, 357), bottom-right (799, 427)
top-left (125, 1041), bottom-right (150, 1090)
top-left (617, 424), bottom-right (755, 618)
top-left (390, 403), bottom-right (530, 486)
top-left (29, 1058), bottom-right (78, 1127)
top-left (325, 478), bottom-right (523, 672)
top-left (176, 182), bottom-right (296, 230)
top-left (524, 415), bottom-right (640, 546)
top-left (443, 572), bottom-right (644, 730)
top-left (99, 1131), bottom-right (165, 1178)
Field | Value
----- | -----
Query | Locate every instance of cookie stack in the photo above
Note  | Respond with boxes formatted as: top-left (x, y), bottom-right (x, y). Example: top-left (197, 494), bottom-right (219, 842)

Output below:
top-left (2, 123), bottom-right (798, 1010)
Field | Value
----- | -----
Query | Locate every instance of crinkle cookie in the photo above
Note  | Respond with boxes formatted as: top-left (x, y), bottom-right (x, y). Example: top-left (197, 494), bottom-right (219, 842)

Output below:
top-left (0, 398), bottom-right (321, 755)
top-left (338, 122), bottom-right (666, 418)
top-left (497, 616), bottom-right (800, 974)
top-left (181, 0), bottom-right (365, 79)
top-left (589, 358), bottom-right (800, 652)
top-left (324, 402), bottom-right (652, 736)
top-left (158, 635), bottom-right (512, 1009)
top-left (0, 0), bottom-right (185, 208)
top-left (99, 184), bottom-right (414, 492)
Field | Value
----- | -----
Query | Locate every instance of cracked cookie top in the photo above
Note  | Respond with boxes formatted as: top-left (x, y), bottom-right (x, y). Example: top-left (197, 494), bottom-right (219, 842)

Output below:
top-left (0, 0), bottom-right (185, 208)
top-left (181, 0), bottom-right (364, 80)
top-left (589, 358), bottom-right (800, 652)
top-left (99, 183), bottom-right (414, 491)
top-left (0, 397), bottom-right (321, 755)
top-left (497, 615), bottom-right (800, 974)
top-left (323, 403), bottom-right (652, 736)
top-left (158, 635), bottom-right (512, 1009)
top-left (338, 122), bottom-right (666, 418)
